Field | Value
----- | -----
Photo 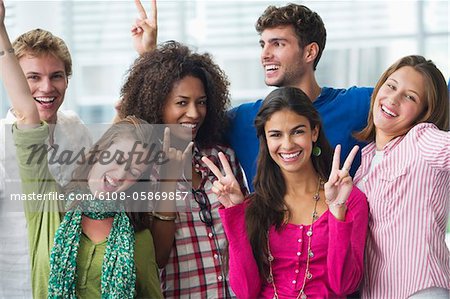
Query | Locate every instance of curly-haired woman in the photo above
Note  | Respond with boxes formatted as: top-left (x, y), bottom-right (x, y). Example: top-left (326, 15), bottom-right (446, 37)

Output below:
top-left (119, 41), bottom-right (248, 298)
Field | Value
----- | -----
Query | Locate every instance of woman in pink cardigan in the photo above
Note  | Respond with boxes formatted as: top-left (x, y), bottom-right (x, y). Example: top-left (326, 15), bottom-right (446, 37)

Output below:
top-left (203, 87), bottom-right (368, 298)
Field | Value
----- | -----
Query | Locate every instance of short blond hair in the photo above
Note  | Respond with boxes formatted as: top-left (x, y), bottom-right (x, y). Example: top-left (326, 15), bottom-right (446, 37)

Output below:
top-left (12, 28), bottom-right (72, 78)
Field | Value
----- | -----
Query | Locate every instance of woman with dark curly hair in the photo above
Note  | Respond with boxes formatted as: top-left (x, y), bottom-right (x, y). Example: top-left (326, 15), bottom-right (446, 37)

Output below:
top-left (119, 41), bottom-right (248, 298)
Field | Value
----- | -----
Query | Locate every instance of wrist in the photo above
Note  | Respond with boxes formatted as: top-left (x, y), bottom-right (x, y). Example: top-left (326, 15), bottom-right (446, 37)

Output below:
top-left (329, 204), bottom-right (347, 221)
top-left (151, 211), bottom-right (177, 221)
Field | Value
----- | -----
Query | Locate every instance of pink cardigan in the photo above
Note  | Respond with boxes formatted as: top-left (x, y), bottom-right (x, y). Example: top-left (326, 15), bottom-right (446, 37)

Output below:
top-left (220, 187), bottom-right (368, 299)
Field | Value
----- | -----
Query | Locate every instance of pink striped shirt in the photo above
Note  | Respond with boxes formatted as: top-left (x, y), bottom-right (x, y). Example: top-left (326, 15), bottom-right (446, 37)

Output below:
top-left (354, 123), bottom-right (450, 299)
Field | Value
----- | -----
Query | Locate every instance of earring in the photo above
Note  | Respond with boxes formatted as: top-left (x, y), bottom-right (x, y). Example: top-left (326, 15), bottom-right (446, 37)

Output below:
top-left (312, 144), bottom-right (321, 157)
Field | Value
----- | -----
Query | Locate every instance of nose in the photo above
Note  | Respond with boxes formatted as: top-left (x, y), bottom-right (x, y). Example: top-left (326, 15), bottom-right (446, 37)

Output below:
top-left (261, 44), bottom-right (272, 61)
top-left (116, 164), bottom-right (128, 181)
top-left (39, 77), bottom-right (55, 93)
top-left (388, 94), bottom-right (400, 106)
top-left (281, 135), bottom-right (294, 150)
top-left (185, 102), bottom-right (200, 119)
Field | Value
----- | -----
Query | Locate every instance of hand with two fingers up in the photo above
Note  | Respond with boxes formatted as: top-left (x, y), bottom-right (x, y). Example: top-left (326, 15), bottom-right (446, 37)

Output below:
top-left (201, 152), bottom-right (245, 208)
top-left (132, 0), bottom-right (158, 55)
top-left (324, 144), bottom-right (359, 221)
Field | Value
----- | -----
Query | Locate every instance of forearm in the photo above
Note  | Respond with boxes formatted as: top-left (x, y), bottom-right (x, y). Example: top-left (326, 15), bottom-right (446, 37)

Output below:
top-left (150, 181), bottom-right (177, 268)
top-left (220, 203), bottom-right (262, 298)
top-left (150, 218), bottom-right (175, 268)
top-left (327, 189), bottom-right (368, 295)
top-left (12, 123), bottom-right (62, 218)
top-left (327, 217), bottom-right (362, 295)
top-left (0, 24), bottom-right (39, 127)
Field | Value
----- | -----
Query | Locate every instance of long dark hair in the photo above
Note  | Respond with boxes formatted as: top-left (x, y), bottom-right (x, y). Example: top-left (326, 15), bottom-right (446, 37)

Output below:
top-left (246, 87), bottom-right (333, 280)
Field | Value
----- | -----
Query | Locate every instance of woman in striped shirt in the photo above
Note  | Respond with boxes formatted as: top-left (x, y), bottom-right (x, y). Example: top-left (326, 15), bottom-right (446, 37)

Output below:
top-left (354, 55), bottom-right (449, 298)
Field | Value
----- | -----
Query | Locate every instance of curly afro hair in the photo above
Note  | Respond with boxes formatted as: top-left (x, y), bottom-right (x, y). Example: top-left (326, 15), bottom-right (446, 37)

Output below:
top-left (119, 41), bottom-right (231, 148)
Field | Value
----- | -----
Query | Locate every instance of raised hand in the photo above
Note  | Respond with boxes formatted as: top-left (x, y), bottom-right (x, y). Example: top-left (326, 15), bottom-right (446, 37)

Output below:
top-left (201, 152), bottom-right (244, 208)
top-left (132, 0), bottom-right (157, 55)
top-left (324, 145), bottom-right (359, 220)
top-left (0, 0), bottom-right (40, 127)
top-left (160, 127), bottom-right (193, 181)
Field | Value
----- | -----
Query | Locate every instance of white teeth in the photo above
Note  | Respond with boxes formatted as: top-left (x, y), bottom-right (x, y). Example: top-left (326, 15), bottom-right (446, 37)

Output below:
top-left (280, 152), bottom-right (300, 159)
top-left (104, 175), bottom-right (118, 187)
top-left (181, 123), bottom-right (197, 129)
top-left (35, 97), bottom-right (55, 103)
top-left (265, 65), bottom-right (279, 71)
top-left (381, 105), bottom-right (398, 117)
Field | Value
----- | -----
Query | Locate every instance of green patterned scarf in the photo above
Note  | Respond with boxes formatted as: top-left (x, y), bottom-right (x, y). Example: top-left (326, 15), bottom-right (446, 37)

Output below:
top-left (47, 197), bottom-right (136, 298)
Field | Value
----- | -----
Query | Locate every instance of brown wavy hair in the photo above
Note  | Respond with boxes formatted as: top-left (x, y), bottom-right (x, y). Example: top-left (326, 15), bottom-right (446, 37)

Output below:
top-left (246, 87), bottom-right (333, 280)
top-left (256, 3), bottom-right (326, 70)
top-left (356, 55), bottom-right (449, 142)
top-left (119, 41), bottom-right (230, 148)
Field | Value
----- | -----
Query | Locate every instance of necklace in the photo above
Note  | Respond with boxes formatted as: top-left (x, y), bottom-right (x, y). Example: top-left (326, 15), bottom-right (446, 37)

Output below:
top-left (267, 178), bottom-right (323, 299)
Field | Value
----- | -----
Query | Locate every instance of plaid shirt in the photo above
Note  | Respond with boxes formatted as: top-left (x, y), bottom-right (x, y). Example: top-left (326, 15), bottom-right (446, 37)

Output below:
top-left (159, 144), bottom-right (247, 298)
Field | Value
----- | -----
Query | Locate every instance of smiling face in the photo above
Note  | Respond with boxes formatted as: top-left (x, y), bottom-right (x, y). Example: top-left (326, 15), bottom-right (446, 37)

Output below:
top-left (162, 75), bottom-right (207, 141)
top-left (19, 53), bottom-right (68, 124)
top-left (265, 109), bottom-right (318, 175)
top-left (87, 138), bottom-right (149, 196)
top-left (373, 66), bottom-right (427, 147)
top-left (260, 25), bottom-right (308, 87)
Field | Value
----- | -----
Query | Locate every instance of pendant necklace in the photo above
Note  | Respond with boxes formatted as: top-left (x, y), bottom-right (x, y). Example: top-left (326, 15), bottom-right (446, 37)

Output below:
top-left (267, 177), bottom-right (323, 299)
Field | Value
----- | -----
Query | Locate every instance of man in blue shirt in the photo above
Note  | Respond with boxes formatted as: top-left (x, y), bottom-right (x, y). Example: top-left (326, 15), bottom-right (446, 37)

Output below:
top-left (227, 4), bottom-right (373, 191)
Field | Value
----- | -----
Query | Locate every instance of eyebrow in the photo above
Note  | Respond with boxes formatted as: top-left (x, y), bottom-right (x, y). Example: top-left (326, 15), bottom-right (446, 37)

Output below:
top-left (175, 95), bottom-right (207, 100)
top-left (267, 124), bottom-right (306, 133)
top-left (260, 37), bottom-right (288, 44)
top-left (25, 71), bottom-right (65, 76)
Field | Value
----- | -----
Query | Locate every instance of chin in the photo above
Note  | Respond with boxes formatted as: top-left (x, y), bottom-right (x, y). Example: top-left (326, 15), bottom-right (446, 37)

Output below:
top-left (172, 133), bottom-right (194, 144)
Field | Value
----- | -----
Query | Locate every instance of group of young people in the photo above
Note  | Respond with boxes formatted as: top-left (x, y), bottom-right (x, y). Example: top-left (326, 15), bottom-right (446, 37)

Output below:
top-left (0, 0), bottom-right (448, 298)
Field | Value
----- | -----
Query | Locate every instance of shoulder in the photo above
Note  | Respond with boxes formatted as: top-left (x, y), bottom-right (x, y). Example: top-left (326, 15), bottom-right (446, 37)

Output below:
top-left (345, 86), bottom-right (374, 96)
top-left (56, 110), bottom-right (85, 124)
top-left (404, 122), bottom-right (449, 147)
top-left (321, 86), bottom-right (373, 100)
top-left (316, 87), bottom-right (373, 112)
top-left (229, 99), bottom-right (263, 118)
top-left (407, 122), bottom-right (440, 136)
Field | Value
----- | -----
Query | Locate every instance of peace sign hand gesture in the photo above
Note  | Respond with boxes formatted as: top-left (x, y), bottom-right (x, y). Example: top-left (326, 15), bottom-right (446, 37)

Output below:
top-left (202, 152), bottom-right (244, 208)
top-left (324, 145), bottom-right (359, 220)
top-left (132, 0), bottom-right (158, 55)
